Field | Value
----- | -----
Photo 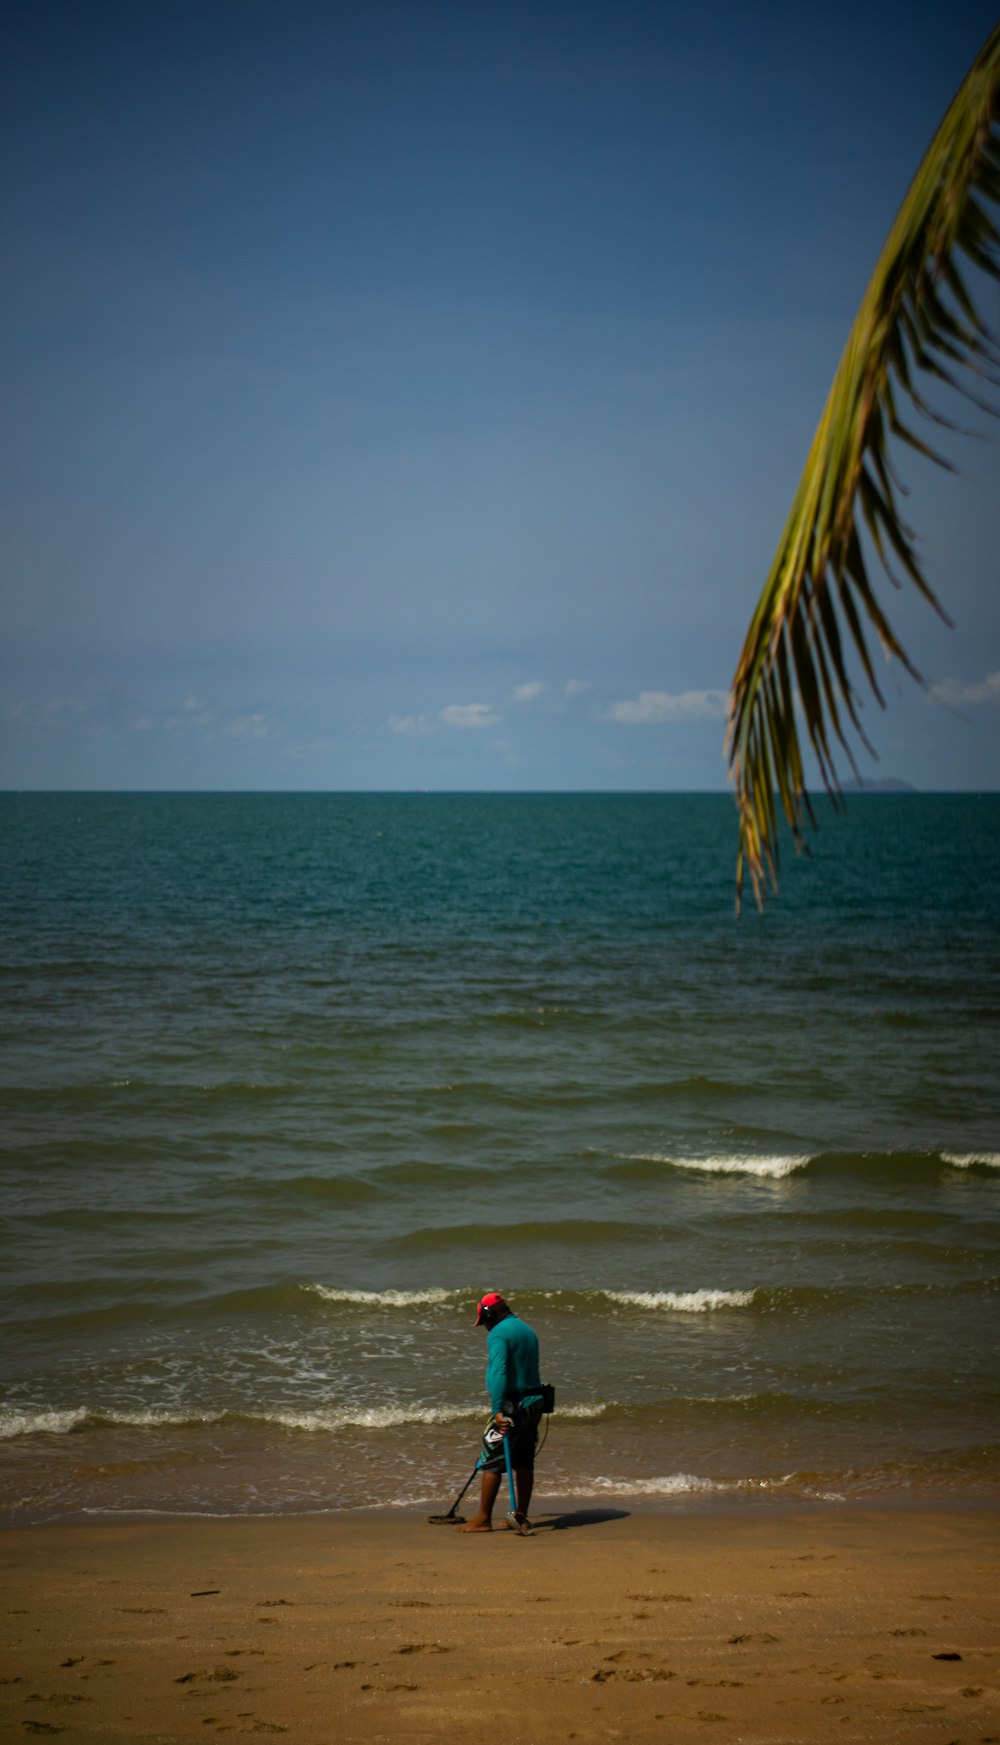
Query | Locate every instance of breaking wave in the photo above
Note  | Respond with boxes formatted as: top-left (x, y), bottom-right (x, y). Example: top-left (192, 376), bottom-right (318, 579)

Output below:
top-left (304, 1285), bottom-right (461, 1308)
top-left (615, 1153), bottom-right (810, 1179)
top-left (0, 1401), bottom-right (482, 1439)
top-left (600, 1288), bottom-right (755, 1312)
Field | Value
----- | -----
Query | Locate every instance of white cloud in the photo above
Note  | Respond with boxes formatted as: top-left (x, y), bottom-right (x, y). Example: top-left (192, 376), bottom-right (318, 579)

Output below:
top-left (222, 712), bottom-right (275, 739)
top-left (930, 671), bottom-right (1000, 706)
top-left (565, 678), bottom-right (591, 697)
top-left (388, 712), bottom-right (434, 736)
top-left (165, 700), bottom-right (215, 731)
top-left (131, 716), bottom-right (154, 732)
top-left (512, 681), bottom-right (544, 703)
top-left (607, 688), bottom-right (727, 724)
top-left (5, 697), bottom-right (75, 727)
top-left (440, 703), bottom-right (502, 730)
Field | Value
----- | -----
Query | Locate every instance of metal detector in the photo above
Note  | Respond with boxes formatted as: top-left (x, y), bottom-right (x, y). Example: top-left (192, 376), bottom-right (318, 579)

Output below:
top-left (428, 1386), bottom-right (554, 1528)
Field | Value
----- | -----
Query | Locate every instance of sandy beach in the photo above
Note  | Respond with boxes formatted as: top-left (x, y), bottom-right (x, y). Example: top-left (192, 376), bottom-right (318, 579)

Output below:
top-left (2, 1503), bottom-right (997, 1743)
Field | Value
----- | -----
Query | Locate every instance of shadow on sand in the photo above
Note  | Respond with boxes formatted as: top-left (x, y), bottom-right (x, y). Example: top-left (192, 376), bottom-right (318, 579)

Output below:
top-left (533, 1508), bottom-right (629, 1531)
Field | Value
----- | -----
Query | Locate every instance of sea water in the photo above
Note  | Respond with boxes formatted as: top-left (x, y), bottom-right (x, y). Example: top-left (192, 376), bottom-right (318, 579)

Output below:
top-left (1, 791), bottom-right (997, 1522)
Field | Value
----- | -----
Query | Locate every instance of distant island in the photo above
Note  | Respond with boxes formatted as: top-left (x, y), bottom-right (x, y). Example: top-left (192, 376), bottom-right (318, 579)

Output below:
top-left (839, 777), bottom-right (917, 793)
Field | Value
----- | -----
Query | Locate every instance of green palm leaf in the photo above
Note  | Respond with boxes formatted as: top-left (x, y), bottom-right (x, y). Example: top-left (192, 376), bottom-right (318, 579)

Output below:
top-left (727, 22), bottom-right (1000, 912)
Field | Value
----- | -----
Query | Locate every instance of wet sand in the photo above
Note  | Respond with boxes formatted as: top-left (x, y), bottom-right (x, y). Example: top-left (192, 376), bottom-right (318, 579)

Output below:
top-left (2, 1504), bottom-right (997, 1743)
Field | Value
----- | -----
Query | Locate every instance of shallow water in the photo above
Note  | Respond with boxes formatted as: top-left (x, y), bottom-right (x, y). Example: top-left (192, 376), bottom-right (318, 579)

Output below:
top-left (1, 792), bottom-right (998, 1520)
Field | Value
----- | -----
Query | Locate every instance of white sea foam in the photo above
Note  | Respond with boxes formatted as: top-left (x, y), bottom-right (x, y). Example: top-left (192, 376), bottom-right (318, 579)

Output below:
top-left (0, 1406), bottom-right (233, 1438)
top-left (600, 1289), bottom-right (755, 1312)
top-left (106, 1408), bottom-right (225, 1429)
top-left (305, 1285), bottom-right (460, 1307)
top-left (0, 1407), bottom-right (90, 1439)
top-left (259, 1403), bottom-right (477, 1432)
top-left (0, 1401), bottom-right (481, 1439)
top-left (577, 1473), bottom-right (725, 1497)
top-left (623, 1153), bottom-right (809, 1179)
top-left (574, 1471), bottom-right (837, 1500)
top-left (942, 1151), bottom-right (1000, 1169)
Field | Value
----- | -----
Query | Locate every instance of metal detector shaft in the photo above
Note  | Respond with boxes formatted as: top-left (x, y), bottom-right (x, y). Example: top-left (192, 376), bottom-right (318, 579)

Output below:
top-left (502, 1426), bottom-right (516, 1514)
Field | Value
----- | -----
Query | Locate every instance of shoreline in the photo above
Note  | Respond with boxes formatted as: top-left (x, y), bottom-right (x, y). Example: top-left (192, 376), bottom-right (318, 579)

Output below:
top-left (3, 1504), bottom-right (997, 1742)
top-left (6, 1481), bottom-right (1000, 1532)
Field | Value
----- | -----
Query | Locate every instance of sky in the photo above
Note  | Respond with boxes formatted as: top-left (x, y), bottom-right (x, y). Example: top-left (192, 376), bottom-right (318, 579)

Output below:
top-left (2, 0), bottom-right (998, 791)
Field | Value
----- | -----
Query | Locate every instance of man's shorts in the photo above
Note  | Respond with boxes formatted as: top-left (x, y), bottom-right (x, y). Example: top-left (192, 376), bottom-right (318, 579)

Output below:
top-left (477, 1399), bottom-right (543, 1474)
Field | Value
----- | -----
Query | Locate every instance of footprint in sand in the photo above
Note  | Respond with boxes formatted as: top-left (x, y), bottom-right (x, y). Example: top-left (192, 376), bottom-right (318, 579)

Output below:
top-left (176, 1669), bottom-right (243, 1685)
top-left (591, 1667), bottom-right (676, 1684)
top-left (24, 1696), bottom-right (89, 1708)
top-left (395, 1644), bottom-right (450, 1656)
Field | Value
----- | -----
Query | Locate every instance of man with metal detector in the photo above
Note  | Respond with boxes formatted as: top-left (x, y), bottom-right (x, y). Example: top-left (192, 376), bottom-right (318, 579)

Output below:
top-left (458, 1291), bottom-right (545, 1536)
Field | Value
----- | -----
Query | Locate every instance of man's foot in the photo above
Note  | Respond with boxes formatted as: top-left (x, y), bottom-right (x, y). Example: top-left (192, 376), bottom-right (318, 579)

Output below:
top-left (457, 1516), bottom-right (493, 1532)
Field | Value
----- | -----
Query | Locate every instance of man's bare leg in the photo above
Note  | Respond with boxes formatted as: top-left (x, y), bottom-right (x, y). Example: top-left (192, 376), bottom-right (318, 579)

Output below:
top-left (457, 1470), bottom-right (502, 1532)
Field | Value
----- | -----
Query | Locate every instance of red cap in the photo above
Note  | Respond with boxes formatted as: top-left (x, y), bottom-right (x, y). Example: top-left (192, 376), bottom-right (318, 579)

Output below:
top-left (475, 1291), bottom-right (507, 1326)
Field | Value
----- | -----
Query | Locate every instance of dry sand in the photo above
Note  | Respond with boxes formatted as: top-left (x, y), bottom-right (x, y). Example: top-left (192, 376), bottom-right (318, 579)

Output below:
top-left (2, 1504), bottom-right (998, 1743)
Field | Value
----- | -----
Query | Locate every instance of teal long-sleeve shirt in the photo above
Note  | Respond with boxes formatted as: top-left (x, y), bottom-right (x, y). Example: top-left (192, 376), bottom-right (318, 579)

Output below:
top-left (485, 1314), bottom-right (541, 1413)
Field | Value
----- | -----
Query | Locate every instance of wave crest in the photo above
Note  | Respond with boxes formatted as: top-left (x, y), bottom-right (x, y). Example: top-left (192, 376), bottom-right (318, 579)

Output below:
top-left (0, 1400), bottom-right (483, 1439)
top-left (619, 1153), bottom-right (809, 1179)
top-left (601, 1288), bottom-right (755, 1312)
top-left (304, 1285), bottom-right (461, 1308)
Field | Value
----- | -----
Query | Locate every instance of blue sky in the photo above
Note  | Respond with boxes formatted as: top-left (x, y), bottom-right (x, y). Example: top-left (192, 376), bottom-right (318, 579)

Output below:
top-left (2, 0), bottom-right (998, 790)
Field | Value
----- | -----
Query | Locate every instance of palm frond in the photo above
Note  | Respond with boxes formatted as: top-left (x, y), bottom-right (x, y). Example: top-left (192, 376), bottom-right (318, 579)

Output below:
top-left (727, 22), bottom-right (1000, 912)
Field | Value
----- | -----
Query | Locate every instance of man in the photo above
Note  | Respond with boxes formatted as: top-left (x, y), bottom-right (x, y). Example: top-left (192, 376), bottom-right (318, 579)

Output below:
top-left (458, 1291), bottom-right (543, 1533)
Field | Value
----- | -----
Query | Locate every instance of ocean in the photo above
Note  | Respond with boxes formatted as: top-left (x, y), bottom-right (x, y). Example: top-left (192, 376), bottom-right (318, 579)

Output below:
top-left (1, 791), bottom-right (998, 1523)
